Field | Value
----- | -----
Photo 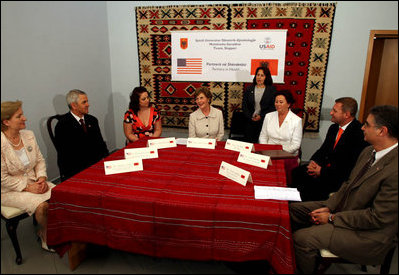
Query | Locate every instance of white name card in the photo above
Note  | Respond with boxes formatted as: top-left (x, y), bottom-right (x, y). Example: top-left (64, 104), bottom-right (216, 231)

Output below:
top-left (225, 139), bottom-right (254, 153)
top-left (187, 137), bottom-right (216, 149)
top-left (124, 147), bottom-right (158, 160)
top-left (254, 186), bottom-right (302, 201)
top-left (104, 159), bottom-right (143, 175)
top-left (176, 138), bottom-right (188, 145)
top-left (219, 161), bottom-right (252, 186)
top-left (237, 151), bottom-right (271, 169)
top-left (147, 137), bottom-right (177, 149)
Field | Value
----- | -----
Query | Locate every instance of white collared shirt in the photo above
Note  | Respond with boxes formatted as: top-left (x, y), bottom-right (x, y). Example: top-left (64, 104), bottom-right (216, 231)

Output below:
top-left (70, 111), bottom-right (84, 124)
top-left (373, 143), bottom-right (398, 166)
top-left (336, 120), bottom-right (353, 139)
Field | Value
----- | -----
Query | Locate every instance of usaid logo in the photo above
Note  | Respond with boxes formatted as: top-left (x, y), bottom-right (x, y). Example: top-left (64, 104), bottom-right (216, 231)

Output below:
top-left (259, 37), bottom-right (275, 50)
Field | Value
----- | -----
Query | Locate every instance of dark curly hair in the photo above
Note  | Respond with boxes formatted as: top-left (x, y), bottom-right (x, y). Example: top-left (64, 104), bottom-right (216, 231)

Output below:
top-left (274, 90), bottom-right (295, 105)
top-left (128, 87), bottom-right (151, 115)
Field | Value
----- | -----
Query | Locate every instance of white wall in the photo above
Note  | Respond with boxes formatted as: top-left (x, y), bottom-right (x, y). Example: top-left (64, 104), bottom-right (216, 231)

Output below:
top-left (2, 1), bottom-right (398, 182)
top-left (1, 1), bottom-right (114, 181)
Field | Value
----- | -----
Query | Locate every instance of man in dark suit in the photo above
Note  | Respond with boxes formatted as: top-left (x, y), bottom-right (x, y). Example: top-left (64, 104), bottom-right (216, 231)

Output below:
top-left (291, 97), bottom-right (368, 201)
top-left (289, 105), bottom-right (398, 274)
top-left (55, 89), bottom-right (109, 181)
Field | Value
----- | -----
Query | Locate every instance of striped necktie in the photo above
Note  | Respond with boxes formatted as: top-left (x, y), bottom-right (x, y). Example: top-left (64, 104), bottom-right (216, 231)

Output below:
top-left (335, 151), bottom-right (376, 212)
top-left (352, 150), bottom-right (376, 184)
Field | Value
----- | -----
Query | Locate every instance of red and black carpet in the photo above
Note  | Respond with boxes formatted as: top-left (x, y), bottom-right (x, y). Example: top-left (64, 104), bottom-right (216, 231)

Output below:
top-left (136, 3), bottom-right (336, 131)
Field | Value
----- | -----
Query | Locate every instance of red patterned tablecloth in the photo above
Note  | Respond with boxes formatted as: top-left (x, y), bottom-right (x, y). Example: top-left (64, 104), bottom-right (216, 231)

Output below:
top-left (47, 139), bottom-right (295, 274)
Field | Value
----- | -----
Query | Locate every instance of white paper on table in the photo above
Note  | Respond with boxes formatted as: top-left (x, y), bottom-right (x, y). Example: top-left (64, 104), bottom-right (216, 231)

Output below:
top-left (187, 137), bottom-right (216, 149)
top-left (225, 139), bottom-right (254, 153)
top-left (124, 147), bottom-right (158, 160)
top-left (219, 161), bottom-right (252, 186)
top-left (147, 137), bottom-right (177, 149)
top-left (254, 186), bottom-right (302, 201)
top-left (104, 158), bottom-right (143, 175)
top-left (237, 151), bottom-right (271, 169)
top-left (176, 138), bottom-right (188, 145)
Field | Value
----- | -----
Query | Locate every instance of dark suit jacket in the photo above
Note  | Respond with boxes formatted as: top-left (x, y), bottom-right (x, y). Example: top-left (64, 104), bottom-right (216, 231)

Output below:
top-left (55, 112), bottom-right (109, 180)
top-left (242, 84), bottom-right (276, 120)
top-left (311, 119), bottom-right (369, 190)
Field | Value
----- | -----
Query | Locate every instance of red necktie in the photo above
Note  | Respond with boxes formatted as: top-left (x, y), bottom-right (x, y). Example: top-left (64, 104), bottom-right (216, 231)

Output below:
top-left (79, 118), bottom-right (87, 133)
top-left (333, 128), bottom-right (343, 149)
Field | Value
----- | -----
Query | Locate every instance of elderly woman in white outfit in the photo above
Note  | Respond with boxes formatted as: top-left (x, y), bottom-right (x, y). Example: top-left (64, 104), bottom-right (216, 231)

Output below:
top-left (259, 90), bottom-right (302, 184)
top-left (189, 87), bottom-right (224, 141)
top-left (259, 90), bottom-right (302, 154)
top-left (1, 101), bottom-right (56, 252)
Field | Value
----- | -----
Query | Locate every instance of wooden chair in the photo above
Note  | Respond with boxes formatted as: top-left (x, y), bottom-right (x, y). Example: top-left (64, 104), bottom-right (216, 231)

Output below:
top-left (315, 244), bottom-right (397, 274)
top-left (1, 205), bottom-right (36, 265)
top-left (46, 114), bottom-right (66, 181)
top-left (46, 114), bottom-right (62, 151)
top-left (228, 109), bottom-right (247, 141)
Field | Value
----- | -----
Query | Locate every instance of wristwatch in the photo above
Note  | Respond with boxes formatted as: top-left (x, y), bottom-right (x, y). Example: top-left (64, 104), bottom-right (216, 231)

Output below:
top-left (328, 213), bottom-right (334, 223)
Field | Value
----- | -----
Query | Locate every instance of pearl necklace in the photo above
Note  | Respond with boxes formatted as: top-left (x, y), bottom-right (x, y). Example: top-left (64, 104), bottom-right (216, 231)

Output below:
top-left (4, 133), bottom-right (22, 147)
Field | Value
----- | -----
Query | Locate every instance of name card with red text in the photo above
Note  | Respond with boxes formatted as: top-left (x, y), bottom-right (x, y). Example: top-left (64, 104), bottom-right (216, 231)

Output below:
top-left (187, 138), bottom-right (216, 149)
top-left (124, 147), bottom-right (158, 160)
top-left (237, 151), bottom-right (271, 169)
top-left (147, 137), bottom-right (177, 149)
top-left (104, 159), bottom-right (143, 175)
top-left (225, 139), bottom-right (254, 153)
top-left (219, 161), bottom-right (253, 186)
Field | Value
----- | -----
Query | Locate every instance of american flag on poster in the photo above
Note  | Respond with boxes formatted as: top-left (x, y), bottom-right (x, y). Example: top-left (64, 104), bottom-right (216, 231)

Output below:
top-left (177, 58), bottom-right (202, 74)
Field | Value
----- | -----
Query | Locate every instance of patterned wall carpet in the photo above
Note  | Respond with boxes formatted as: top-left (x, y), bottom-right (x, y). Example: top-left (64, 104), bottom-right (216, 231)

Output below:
top-left (136, 3), bottom-right (336, 131)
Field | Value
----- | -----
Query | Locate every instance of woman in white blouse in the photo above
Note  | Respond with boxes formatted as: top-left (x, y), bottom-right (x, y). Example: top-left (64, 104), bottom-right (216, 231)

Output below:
top-left (189, 87), bottom-right (224, 141)
top-left (259, 90), bottom-right (303, 155)
top-left (1, 101), bottom-right (56, 252)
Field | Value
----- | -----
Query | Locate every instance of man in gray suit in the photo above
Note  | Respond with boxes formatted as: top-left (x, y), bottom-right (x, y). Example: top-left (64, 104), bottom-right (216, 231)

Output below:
top-left (289, 105), bottom-right (398, 274)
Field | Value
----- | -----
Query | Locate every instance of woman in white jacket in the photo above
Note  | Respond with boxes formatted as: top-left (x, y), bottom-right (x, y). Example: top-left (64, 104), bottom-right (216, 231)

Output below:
top-left (259, 90), bottom-right (302, 154)
top-left (258, 90), bottom-right (302, 184)
top-left (1, 101), bottom-right (56, 252)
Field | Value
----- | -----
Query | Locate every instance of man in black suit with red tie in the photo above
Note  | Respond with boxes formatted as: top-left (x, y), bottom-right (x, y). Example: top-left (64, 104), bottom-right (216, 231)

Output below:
top-left (55, 89), bottom-right (109, 181)
top-left (290, 97), bottom-right (368, 201)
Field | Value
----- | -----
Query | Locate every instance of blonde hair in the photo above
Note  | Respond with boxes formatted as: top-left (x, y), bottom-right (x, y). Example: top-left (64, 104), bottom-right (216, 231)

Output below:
top-left (1, 101), bottom-right (22, 131)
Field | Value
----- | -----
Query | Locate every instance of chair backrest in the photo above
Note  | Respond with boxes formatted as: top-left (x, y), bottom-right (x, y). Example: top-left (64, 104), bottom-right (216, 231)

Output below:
top-left (291, 108), bottom-right (308, 161)
top-left (47, 115), bottom-right (62, 151)
top-left (211, 104), bottom-right (224, 113)
top-left (291, 108), bottom-right (309, 133)
top-left (229, 109), bottom-right (247, 140)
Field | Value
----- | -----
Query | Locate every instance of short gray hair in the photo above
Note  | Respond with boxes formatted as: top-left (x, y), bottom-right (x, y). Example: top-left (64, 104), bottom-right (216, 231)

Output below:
top-left (66, 89), bottom-right (86, 110)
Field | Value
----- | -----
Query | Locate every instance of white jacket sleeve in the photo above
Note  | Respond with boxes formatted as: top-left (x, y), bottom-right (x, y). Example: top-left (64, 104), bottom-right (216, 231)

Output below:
top-left (282, 117), bottom-right (303, 154)
top-left (258, 115), bottom-right (269, 144)
top-left (188, 113), bottom-right (196, 138)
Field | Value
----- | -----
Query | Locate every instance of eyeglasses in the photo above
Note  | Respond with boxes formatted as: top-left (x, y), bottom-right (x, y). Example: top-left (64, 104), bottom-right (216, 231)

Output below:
top-left (363, 121), bottom-right (380, 129)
